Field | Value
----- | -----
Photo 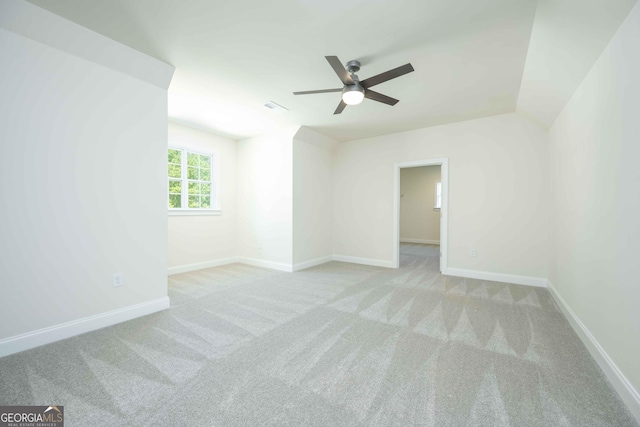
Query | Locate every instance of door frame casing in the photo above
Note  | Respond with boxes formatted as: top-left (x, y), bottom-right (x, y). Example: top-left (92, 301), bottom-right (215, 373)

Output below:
top-left (393, 158), bottom-right (449, 272)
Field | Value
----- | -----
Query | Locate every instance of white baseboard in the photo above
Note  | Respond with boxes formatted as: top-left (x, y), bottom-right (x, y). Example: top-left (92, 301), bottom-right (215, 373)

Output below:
top-left (168, 257), bottom-right (238, 275)
top-left (444, 267), bottom-right (547, 288)
top-left (170, 256), bottom-right (317, 274)
top-left (0, 297), bottom-right (170, 358)
top-left (171, 255), bottom-right (390, 273)
top-left (400, 238), bottom-right (440, 245)
top-left (547, 281), bottom-right (640, 422)
top-left (332, 254), bottom-right (394, 269)
top-left (237, 257), bottom-right (293, 272)
top-left (292, 256), bottom-right (333, 272)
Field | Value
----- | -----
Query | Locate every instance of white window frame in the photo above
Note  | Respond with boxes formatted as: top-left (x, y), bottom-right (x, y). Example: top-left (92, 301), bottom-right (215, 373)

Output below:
top-left (434, 181), bottom-right (442, 210)
top-left (168, 147), bottom-right (221, 216)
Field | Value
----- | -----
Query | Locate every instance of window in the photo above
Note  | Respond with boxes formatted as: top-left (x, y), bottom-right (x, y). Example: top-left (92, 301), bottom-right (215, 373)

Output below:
top-left (434, 181), bottom-right (442, 209)
top-left (168, 148), bottom-right (218, 214)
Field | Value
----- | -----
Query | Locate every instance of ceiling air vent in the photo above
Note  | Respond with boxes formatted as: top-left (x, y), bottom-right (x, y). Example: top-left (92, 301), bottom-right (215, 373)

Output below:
top-left (264, 101), bottom-right (288, 112)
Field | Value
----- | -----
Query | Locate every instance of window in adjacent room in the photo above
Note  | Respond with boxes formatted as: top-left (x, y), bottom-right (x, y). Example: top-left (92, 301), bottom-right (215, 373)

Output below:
top-left (434, 181), bottom-right (442, 209)
top-left (168, 148), bottom-right (219, 215)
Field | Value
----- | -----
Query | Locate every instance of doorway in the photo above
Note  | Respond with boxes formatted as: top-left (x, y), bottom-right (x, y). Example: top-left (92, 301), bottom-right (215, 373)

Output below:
top-left (393, 158), bottom-right (448, 272)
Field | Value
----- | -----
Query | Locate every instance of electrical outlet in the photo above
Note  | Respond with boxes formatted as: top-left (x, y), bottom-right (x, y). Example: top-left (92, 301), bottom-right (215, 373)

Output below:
top-left (470, 249), bottom-right (477, 257)
top-left (112, 273), bottom-right (124, 287)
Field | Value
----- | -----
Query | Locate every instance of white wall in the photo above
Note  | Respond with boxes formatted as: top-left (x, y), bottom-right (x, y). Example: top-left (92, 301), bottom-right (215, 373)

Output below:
top-left (549, 1), bottom-right (640, 415)
top-left (0, 1), bottom-right (173, 346)
top-left (237, 128), bottom-right (297, 268)
top-left (333, 113), bottom-right (550, 278)
top-left (168, 122), bottom-right (237, 271)
top-left (292, 127), bottom-right (337, 267)
top-left (400, 166), bottom-right (441, 243)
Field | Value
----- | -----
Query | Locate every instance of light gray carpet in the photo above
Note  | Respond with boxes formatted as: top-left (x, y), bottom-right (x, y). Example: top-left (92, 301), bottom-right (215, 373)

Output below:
top-left (0, 244), bottom-right (636, 426)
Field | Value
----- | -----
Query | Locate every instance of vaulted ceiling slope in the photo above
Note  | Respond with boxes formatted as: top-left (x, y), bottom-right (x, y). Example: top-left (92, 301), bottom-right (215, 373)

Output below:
top-left (517, 0), bottom-right (637, 129)
top-left (26, 0), bottom-right (637, 141)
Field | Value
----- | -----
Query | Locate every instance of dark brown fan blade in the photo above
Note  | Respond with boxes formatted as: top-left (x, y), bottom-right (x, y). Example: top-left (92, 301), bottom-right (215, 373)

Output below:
top-left (293, 88), bottom-right (342, 95)
top-left (360, 63), bottom-right (414, 89)
top-left (364, 90), bottom-right (399, 106)
top-left (326, 56), bottom-right (354, 85)
top-left (334, 100), bottom-right (347, 115)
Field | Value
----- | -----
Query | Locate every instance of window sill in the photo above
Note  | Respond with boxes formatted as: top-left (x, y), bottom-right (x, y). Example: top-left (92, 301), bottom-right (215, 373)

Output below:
top-left (169, 209), bottom-right (221, 216)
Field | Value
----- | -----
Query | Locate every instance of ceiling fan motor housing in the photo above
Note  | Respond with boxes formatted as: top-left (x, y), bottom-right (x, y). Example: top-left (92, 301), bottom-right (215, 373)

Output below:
top-left (346, 60), bottom-right (361, 74)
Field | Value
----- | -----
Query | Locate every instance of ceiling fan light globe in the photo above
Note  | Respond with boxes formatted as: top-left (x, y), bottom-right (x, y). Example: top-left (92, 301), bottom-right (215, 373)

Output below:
top-left (342, 86), bottom-right (365, 105)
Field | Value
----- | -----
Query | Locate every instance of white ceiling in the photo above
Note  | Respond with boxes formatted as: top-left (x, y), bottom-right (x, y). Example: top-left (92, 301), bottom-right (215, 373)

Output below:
top-left (26, 0), bottom-right (635, 141)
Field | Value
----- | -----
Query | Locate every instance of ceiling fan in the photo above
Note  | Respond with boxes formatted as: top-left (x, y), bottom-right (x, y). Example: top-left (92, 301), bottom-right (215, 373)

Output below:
top-left (293, 56), bottom-right (414, 115)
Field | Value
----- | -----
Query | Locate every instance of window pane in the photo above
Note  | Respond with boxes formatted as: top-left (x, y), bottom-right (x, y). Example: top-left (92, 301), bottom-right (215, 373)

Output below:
top-left (188, 195), bottom-right (200, 208)
top-left (188, 182), bottom-right (200, 195)
top-left (200, 183), bottom-right (211, 195)
top-left (188, 167), bottom-right (199, 180)
top-left (168, 149), bottom-right (181, 164)
top-left (167, 149), bottom-right (214, 211)
top-left (169, 194), bottom-right (181, 209)
top-left (200, 167), bottom-right (210, 181)
top-left (200, 155), bottom-right (211, 168)
top-left (169, 180), bottom-right (181, 193)
top-left (187, 153), bottom-right (199, 167)
top-left (168, 164), bottom-right (181, 178)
